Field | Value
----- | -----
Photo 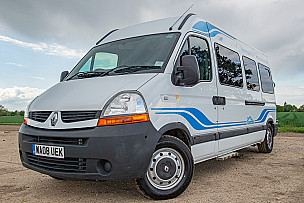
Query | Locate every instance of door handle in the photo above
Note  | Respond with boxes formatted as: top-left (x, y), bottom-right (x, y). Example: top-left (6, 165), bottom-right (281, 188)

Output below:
top-left (212, 96), bottom-right (226, 105)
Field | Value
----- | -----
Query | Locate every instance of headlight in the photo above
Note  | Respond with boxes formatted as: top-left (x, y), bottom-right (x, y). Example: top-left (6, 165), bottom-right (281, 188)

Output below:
top-left (98, 92), bottom-right (149, 126)
top-left (24, 103), bottom-right (30, 124)
top-left (103, 92), bottom-right (147, 116)
top-left (24, 96), bottom-right (37, 125)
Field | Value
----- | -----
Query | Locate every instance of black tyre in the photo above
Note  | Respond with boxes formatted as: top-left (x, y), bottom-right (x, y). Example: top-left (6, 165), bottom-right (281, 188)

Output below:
top-left (258, 123), bottom-right (274, 153)
top-left (135, 135), bottom-right (193, 200)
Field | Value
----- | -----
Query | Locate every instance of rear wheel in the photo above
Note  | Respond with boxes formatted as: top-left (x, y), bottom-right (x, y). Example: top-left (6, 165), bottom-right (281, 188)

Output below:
top-left (135, 135), bottom-right (193, 200)
top-left (258, 123), bottom-right (274, 153)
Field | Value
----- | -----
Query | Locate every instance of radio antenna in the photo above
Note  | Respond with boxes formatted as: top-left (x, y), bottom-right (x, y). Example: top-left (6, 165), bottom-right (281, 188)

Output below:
top-left (169, 4), bottom-right (194, 31)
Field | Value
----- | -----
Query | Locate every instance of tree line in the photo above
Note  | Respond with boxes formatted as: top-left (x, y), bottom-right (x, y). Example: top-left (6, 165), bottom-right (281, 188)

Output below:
top-left (0, 104), bottom-right (24, 116)
top-left (277, 102), bottom-right (304, 112)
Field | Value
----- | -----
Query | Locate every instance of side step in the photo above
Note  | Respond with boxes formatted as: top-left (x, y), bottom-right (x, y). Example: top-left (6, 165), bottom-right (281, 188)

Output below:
top-left (216, 152), bottom-right (239, 160)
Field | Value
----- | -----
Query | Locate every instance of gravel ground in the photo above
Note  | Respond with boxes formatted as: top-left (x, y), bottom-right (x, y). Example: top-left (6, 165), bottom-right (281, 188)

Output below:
top-left (0, 125), bottom-right (303, 202)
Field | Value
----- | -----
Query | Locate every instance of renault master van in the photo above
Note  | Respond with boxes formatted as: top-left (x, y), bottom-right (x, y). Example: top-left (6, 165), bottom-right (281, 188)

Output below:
top-left (19, 14), bottom-right (278, 199)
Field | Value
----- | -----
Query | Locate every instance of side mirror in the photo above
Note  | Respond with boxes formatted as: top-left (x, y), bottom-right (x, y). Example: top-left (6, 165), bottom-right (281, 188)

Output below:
top-left (60, 71), bottom-right (69, 82)
top-left (173, 55), bottom-right (199, 86)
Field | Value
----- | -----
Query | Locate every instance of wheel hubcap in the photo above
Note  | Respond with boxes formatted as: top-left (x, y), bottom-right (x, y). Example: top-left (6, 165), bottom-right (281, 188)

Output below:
top-left (147, 148), bottom-right (185, 190)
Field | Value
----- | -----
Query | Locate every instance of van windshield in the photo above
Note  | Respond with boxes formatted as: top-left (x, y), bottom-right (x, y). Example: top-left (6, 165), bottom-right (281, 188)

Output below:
top-left (66, 33), bottom-right (179, 80)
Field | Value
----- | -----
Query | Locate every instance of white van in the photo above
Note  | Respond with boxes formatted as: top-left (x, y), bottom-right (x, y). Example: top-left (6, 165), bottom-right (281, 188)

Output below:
top-left (19, 14), bottom-right (278, 199)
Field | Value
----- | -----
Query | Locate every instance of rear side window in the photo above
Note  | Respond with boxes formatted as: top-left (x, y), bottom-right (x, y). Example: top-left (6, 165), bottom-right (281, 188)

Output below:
top-left (215, 43), bottom-right (243, 87)
top-left (258, 63), bottom-right (274, 94)
top-left (243, 56), bottom-right (260, 91)
top-left (179, 36), bottom-right (212, 81)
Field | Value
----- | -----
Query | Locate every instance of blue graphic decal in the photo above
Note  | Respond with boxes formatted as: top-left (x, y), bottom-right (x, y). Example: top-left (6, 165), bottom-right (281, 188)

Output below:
top-left (192, 21), bottom-right (209, 37)
top-left (207, 23), bottom-right (235, 40)
top-left (151, 107), bottom-right (275, 131)
top-left (247, 116), bottom-right (255, 124)
top-left (191, 21), bottom-right (235, 40)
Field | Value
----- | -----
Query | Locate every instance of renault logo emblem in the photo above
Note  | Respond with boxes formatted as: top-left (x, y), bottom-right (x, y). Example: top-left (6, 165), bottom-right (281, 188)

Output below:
top-left (51, 112), bottom-right (58, 126)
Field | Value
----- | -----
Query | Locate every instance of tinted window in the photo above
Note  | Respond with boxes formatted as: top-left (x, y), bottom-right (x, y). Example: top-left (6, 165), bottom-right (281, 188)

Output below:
top-left (189, 37), bottom-right (212, 80)
top-left (179, 36), bottom-right (212, 80)
top-left (243, 56), bottom-right (260, 91)
top-left (258, 63), bottom-right (274, 94)
top-left (215, 43), bottom-right (243, 87)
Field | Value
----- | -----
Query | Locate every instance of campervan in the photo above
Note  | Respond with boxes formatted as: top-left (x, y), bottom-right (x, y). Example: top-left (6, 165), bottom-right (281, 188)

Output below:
top-left (19, 14), bottom-right (278, 199)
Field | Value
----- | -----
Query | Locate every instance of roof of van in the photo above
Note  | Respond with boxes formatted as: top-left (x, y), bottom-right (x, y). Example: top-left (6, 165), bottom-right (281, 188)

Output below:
top-left (98, 14), bottom-right (268, 64)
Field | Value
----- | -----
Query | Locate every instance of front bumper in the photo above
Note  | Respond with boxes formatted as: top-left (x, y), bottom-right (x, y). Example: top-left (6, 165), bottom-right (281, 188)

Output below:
top-left (18, 122), bottom-right (161, 180)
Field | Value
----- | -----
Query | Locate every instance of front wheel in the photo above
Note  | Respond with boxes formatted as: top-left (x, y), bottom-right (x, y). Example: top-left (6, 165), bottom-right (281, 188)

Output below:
top-left (258, 123), bottom-right (274, 153)
top-left (135, 135), bottom-right (193, 200)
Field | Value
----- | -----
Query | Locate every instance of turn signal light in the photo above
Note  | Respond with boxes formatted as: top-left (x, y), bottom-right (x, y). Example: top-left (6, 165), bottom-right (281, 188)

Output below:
top-left (24, 118), bottom-right (28, 125)
top-left (97, 113), bottom-right (149, 126)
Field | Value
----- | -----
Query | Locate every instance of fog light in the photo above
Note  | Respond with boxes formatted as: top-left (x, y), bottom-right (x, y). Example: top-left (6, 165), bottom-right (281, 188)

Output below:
top-left (97, 159), bottom-right (112, 175)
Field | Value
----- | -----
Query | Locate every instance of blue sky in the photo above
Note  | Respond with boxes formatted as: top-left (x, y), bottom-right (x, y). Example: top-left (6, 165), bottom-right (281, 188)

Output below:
top-left (0, 0), bottom-right (304, 111)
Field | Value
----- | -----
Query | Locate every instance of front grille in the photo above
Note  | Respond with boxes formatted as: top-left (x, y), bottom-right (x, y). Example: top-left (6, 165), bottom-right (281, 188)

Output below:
top-left (61, 111), bottom-right (99, 123)
top-left (29, 111), bottom-right (52, 122)
top-left (29, 135), bottom-right (87, 145)
top-left (27, 153), bottom-right (86, 173)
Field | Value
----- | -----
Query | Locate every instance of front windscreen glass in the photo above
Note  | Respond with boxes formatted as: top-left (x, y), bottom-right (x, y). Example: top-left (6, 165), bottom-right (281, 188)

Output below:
top-left (66, 33), bottom-right (179, 80)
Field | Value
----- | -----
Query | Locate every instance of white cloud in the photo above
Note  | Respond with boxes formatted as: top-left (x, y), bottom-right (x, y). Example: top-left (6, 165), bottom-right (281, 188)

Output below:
top-left (0, 86), bottom-right (45, 111)
top-left (6, 62), bottom-right (23, 67)
top-left (32, 77), bottom-right (45, 80)
top-left (275, 85), bottom-right (304, 107)
top-left (0, 34), bottom-right (84, 58)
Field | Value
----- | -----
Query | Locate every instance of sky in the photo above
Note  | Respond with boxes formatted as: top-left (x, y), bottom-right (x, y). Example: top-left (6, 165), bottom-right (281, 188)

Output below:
top-left (0, 0), bottom-right (303, 111)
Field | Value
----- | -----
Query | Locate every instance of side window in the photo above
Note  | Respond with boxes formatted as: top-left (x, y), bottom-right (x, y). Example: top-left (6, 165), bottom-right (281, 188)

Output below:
top-left (243, 56), bottom-right (260, 91)
top-left (79, 57), bottom-right (92, 72)
top-left (93, 52), bottom-right (118, 71)
top-left (258, 63), bottom-right (274, 94)
top-left (215, 43), bottom-right (243, 87)
top-left (189, 36), bottom-right (212, 81)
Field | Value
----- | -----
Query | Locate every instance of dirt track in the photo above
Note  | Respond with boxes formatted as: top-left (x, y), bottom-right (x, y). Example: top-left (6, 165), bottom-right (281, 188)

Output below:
top-left (0, 125), bottom-right (303, 202)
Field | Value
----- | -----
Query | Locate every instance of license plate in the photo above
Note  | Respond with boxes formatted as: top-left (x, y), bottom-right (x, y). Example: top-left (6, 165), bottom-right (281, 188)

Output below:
top-left (32, 144), bottom-right (64, 159)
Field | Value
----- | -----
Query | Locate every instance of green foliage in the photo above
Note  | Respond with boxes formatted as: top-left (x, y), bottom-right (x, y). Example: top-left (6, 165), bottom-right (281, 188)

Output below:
top-left (0, 104), bottom-right (9, 116)
top-left (299, 105), bottom-right (304, 112)
top-left (0, 116), bottom-right (24, 125)
top-left (278, 127), bottom-right (304, 133)
top-left (0, 104), bottom-right (25, 116)
top-left (276, 105), bottom-right (284, 112)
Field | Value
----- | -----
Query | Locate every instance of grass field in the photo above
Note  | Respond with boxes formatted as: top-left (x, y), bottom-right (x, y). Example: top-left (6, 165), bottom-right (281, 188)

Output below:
top-left (277, 112), bottom-right (304, 127)
top-left (0, 116), bottom-right (23, 125)
top-left (276, 112), bottom-right (304, 133)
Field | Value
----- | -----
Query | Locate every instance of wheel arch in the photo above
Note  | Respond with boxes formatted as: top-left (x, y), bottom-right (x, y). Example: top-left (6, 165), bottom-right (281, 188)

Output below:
top-left (266, 118), bottom-right (274, 132)
top-left (158, 122), bottom-right (193, 148)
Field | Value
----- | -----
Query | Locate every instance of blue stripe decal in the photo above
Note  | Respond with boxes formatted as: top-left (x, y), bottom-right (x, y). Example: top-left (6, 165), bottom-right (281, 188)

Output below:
top-left (191, 21), bottom-right (235, 40)
top-left (151, 107), bottom-right (275, 131)
top-left (192, 21), bottom-right (209, 37)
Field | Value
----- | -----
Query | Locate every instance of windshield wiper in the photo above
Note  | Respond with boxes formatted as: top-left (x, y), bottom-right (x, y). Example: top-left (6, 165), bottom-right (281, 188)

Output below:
top-left (67, 71), bottom-right (103, 80)
top-left (100, 65), bottom-right (132, 77)
top-left (67, 66), bottom-right (161, 80)
top-left (100, 65), bottom-right (161, 77)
